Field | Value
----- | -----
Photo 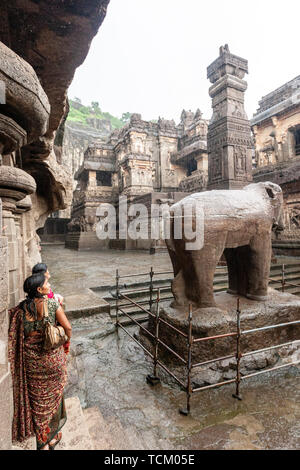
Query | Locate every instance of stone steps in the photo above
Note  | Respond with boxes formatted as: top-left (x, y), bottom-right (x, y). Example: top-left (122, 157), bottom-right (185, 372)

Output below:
top-left (56, 396), bottom-right (94, 450)
top-left (83, 406), bottom-right (164, 450)
top-left (66, 263), bottom-right (300, 325)
top-left (53, 397), bottom-right (161, 450)
top-left (83, 407), bottom-right (146, 450)
top-left (12, 436), bottom-right (36, 450)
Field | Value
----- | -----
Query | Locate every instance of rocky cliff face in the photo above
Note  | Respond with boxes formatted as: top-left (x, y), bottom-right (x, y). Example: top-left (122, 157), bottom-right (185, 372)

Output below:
top-left (62, 120), bottom-right (112, 184)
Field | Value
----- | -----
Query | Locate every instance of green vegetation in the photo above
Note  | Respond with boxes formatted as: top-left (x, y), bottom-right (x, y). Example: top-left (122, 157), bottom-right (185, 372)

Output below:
top-left (67, 98), bottom-right (131, 130)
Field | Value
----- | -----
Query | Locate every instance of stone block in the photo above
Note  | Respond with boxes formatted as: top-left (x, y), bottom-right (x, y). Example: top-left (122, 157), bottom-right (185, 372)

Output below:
top-left (0, 339), bottom-right (7, 366)
top-left (0, 371), bottom-right (12, 450)
top-left (8, 241), bottom-right (18, 270)
top-left (0, 237), bottom-right (8, 311)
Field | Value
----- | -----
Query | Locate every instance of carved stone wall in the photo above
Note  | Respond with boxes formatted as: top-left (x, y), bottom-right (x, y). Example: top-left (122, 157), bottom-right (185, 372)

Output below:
top-left (66, 110), bottom-right (209, 250)
top-left (252, 75), bottom-right (300, 247)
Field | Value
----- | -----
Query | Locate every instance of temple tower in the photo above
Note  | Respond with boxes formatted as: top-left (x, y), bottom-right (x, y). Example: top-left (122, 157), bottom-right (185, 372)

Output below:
top-left (207, 45), bottom-right (253, 189)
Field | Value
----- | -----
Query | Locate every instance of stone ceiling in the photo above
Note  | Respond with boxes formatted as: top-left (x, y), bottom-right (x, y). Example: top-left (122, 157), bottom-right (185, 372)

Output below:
top-left (0, 0), bottom-right (110, 155)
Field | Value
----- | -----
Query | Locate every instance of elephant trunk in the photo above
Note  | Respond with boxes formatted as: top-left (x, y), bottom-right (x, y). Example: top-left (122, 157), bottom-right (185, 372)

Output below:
top-left (272, 205), bottom-right (285, 233)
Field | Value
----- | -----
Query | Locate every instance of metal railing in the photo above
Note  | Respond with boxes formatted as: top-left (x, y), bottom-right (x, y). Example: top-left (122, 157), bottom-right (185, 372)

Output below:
top-left (114, 268), bottom-right (300, 415)
top-left (269, 263), bottom-right (300, 293)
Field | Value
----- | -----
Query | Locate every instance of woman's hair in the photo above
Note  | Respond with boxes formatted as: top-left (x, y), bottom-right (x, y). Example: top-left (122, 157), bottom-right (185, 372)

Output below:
top-left (32, 263), bottom-right (48, 275)
top-left (23, 273), bottom-right (46, 319)
top-left (23, 273), bottom-right (46, 300)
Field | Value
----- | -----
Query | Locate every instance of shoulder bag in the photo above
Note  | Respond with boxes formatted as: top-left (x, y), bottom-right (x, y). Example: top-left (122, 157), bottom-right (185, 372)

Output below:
top-left (43, 298), bottom-right (68, 351)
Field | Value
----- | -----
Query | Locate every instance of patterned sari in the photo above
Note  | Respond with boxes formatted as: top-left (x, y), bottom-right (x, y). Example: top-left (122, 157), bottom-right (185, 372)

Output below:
top-left (8, 298), bottom-right (67, 448)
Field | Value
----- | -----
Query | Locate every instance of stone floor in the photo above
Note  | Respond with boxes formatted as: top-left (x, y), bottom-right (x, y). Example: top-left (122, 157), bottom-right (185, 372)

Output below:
top-left (41, 244), bottom-right (173, 297)
top-left (65, 320), bottom-right (300, 450)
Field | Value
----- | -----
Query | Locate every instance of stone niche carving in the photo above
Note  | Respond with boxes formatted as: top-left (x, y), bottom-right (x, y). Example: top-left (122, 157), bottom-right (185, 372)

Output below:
top-left (165, 182), bottom-right (284, 309)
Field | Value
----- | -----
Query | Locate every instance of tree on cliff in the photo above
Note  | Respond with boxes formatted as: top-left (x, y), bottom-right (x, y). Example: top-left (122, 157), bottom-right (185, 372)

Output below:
top-left (91, 101), bottom-right (101, 114)
top-left (121, 112), bottom-right (132, 123)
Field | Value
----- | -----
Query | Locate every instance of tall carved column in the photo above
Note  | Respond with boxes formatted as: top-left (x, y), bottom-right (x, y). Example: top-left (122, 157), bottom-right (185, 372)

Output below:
top-left (207, 45), bottom-right (253, 190)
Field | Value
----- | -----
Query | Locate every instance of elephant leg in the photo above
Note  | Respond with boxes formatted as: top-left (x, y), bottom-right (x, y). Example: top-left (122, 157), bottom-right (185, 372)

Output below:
top-left (224, 248), bottom-right (239, 295)
top-left (186, 237), bottom-right (226, 308)
top-left (246, 235), bottom-right (271, 301)
top-left (171, 269), bottom-right (189, 307)
top-left (166, 240), bottom-right (190, 307)
top-left (225, 246), bottom-right (250, 297)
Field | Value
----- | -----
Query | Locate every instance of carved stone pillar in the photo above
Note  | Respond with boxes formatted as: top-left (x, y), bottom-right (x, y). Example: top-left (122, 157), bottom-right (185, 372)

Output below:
top-left (207, 45), bottom-right (253, 189)
top-left (0, 166), bottom-right (36, 308)
top-left (0, 198), bottom-right (11, 450)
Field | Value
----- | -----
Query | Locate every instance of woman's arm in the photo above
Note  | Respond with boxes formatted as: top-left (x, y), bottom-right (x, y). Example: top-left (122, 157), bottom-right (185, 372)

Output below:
top-left (55, 306), bottom-right (72, 340)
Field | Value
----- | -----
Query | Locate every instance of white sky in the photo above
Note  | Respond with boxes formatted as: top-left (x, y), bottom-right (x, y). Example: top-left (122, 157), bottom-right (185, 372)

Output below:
top-left (68, 0), bottom-right (300, 123)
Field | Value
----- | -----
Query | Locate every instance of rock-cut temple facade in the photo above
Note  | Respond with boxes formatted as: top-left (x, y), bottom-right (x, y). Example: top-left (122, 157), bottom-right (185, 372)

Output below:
top-left (66, 46), bottom-right (300, 254)
top-left (66, 110), bottom-right (209, 251)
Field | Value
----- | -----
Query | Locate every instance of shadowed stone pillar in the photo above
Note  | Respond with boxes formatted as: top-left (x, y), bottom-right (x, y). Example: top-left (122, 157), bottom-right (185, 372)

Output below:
top-left (0, 198), bottom-right (12, 450)
top-left (207, 45), bottom-right (253, 190)
top-left (0, 166), bottom-right (36, 308)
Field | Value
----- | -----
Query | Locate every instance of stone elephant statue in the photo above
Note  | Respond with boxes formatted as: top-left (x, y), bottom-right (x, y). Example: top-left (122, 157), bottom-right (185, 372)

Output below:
top-left (165, 182), bottom-right (284, 309)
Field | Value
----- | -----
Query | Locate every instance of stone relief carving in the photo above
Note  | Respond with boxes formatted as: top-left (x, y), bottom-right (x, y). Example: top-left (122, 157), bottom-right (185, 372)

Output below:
top-left (234, 146), bottom-right (246, 176)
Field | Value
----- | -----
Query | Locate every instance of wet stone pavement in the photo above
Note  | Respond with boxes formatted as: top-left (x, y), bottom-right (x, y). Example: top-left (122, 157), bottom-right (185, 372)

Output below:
top-left (65, 321), bottom-right (300, 450)
top-left (42, 245), bottom-right (300, 450)
top-left (41, 245), bottom-right (173, 297)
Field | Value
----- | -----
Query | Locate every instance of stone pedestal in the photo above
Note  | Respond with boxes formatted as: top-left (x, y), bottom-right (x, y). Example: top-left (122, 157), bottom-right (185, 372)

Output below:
top-left (65, 231), bottom-right (110, 251)
top-left (140, 289), bottom-right (300, 365)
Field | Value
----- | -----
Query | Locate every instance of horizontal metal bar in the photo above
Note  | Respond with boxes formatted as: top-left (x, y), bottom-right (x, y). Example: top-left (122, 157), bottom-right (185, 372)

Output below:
top-left (118, 272), bottom-right (150, 279)
top-left (156, 338), bottom-right (187, 364)
top-left (117, 322), bottom-right (154, 360)
top-left (193, 331), bottom-right (237, 343)
top-left (121, 287), bottom-right (155, 294)
top-left (153, 271), bottom-right (173, 276)
top-left (283, 281), bottom-right (300, 288)
top-left (158, 317), bottom-right (188, 338)
top-left (192, 353), bottom-right (236, 369)
top-left (240, 360), bottom-right (300, 380)
top-left (242, 341), bottom-right (299, 358)
top-left (156, 359), bottom-right (186, 388)
top-left (242, 320), bottom-right (300, 335)
top-left (111, 296), bottom-right (174, 310)
top-left (192, 378), bottom-right (236, 393)
top-left (120, 293), bottom-right (155, 318)
top-left (118, 307), bottom-right (155, 339)
top-left (120, 285), bottom-right (171, 295)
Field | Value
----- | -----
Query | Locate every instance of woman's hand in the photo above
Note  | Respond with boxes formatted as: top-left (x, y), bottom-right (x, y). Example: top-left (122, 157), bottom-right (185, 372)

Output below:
top-left (63, 341), bottom-right (70, 355)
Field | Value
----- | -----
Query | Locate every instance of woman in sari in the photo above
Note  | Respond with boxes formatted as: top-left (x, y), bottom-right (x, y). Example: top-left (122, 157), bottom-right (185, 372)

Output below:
top-left (32, 263), bottom-right (64, 305)
top-left (8, 272), bottom-right (72, 450)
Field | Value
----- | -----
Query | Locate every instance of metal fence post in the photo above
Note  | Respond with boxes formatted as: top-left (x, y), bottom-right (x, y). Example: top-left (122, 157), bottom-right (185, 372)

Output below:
top-left (282, 264), bottom-right (285, 293)
top-left (149, 266), bottom-right (154, 311)
top-left (180, 304), bottom-right (193, 416)
top-left (147, 288), bottom-right (161, 386)
top-left (232, 298), bottom-right (242, 401)
top-left (116, 269), bottom-right (120, 328)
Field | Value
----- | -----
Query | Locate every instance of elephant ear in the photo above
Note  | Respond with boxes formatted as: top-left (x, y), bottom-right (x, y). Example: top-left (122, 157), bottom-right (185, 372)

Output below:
top-left (266, 187), bottom-right (275, 199)
top-left (264, 182), bottom-right (281, 200)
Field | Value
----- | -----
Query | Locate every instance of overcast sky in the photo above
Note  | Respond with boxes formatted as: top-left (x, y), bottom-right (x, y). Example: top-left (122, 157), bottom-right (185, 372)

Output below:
top-left (68, 0), bottom-right (300, 123)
